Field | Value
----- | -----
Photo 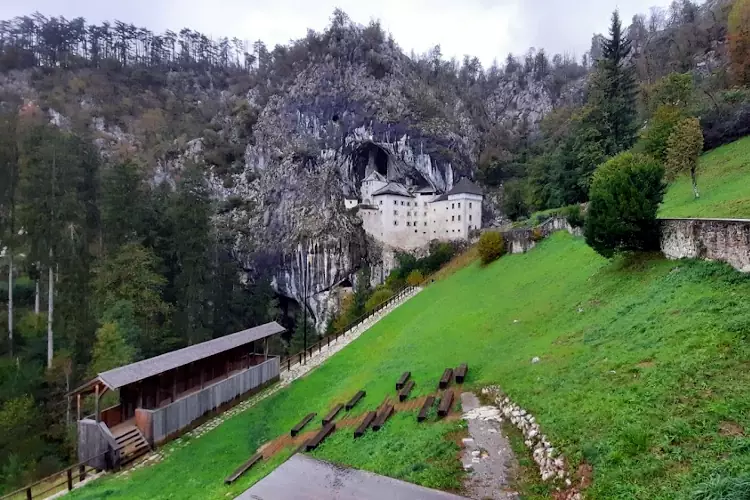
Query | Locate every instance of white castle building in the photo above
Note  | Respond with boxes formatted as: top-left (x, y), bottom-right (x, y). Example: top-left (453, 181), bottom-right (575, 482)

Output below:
top-left (349, 172), bottom-right (483, 250)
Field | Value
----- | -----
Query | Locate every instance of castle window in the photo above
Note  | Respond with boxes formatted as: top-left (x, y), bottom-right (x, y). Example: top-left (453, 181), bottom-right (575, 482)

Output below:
top-left (458, 215), bottom-right (461, 221)
top-left (407, 221), bottom-right (411, 226)
top-left (469, 215), bottom-right (472, 221)
top-left (451, 203), bottom-right (454, 209)
top-left (458, 229), bottom-right (461, 233)
top-left (401, 201), bottom-right (404, 206)
top-left (458, 203), bottom-right (461, 208)
top-left (424, 212), bottom-right (427, 217)
top-left (394, 221), bottom-right (398, 226)
top-left (414, 230), bottom-right (418, 233)
top-left (424, 222), bottom-right (427, 226)
top-left (379, 200), bottom-right (383, 205)
top-left (394, 200), bottom-right (397, 206)
top-left (424, 202), bottom-right (427, 207)
top-left (469, 203), bottom-right (473, 208)
top-left (394, 210), bottom-right (398, 215)
top-left (451, 216), bottom-right (455, 222)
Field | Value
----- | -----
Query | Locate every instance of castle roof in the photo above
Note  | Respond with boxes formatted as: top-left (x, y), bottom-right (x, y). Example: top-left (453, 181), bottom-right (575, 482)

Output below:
top-left (363, 171), bottom-right (387, 183)
top-left (415, 185), bottom-right (437, 194)
top-left (432, 178), bottom-right (482, 201)
top-left (446, 177), bottom-right (483, 196)
top-left (372, 182), bottom-right (414, 198)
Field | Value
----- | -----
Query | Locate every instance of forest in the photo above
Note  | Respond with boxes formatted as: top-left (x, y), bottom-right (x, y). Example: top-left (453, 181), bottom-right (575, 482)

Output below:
top-left (1, 0), bottom-right (750, 492)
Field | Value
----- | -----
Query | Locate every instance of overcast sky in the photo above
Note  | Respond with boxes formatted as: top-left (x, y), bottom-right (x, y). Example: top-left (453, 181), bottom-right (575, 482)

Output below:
top-left (0, 0), bottom-right (674, 66)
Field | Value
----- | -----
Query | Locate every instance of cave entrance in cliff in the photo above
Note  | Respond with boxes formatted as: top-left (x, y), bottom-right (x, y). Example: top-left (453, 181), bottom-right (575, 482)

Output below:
top-left (353, 142), bottom-right (391, 183)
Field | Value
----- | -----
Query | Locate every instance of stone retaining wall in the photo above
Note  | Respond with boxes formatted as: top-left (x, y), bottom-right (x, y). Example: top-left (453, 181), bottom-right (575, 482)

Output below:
top-left (660, 218), bottom-right (750, 273)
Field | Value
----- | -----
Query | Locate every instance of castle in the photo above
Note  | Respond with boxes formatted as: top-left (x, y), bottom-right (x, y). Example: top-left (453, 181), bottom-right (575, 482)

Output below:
top-left (347, 172), bottom-right (483, 250)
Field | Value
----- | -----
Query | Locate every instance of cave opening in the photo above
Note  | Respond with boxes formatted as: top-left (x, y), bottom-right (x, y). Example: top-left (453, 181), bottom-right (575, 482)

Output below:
top-left (352, 142), bottom-right (391, 185)
top-left (373, 147), bottom-right (388, 176)
top-left (332, 113), bottom-right (340, 122)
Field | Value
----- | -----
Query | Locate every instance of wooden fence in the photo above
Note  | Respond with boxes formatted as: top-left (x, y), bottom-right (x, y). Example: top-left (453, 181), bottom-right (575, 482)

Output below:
top-left (0, 450), bottom-right (108, 500)
top-left (146, 357), bottom-right (280, 444)
top-left (279, 285), bottom-right (417, 374)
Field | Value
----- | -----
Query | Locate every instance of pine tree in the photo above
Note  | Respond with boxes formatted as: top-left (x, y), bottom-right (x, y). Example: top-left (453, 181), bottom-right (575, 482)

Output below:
top-left (588, 10), bottom-right (638, 156)
top-left (101, 159), bottom-right (145, 252)
top-left (0, 111), bottom-right (19, 356)
top-left (169, 162), bottom-right (212, 345)
top-left (90, 322), bottom-right (135, 375)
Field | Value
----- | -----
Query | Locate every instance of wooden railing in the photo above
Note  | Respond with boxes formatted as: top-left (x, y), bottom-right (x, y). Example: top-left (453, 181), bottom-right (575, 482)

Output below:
top-left (0, 450), bottom-right (110, 500)
top-left (278, 285), bottom-right (418, 374)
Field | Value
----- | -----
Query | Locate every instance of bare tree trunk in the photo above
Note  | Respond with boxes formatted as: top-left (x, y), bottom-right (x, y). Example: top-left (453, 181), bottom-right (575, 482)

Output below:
top-left (47, 255), bottom-right (54, 369)
top-left (34, 273), bottom-right (40, 314)
top-left (691, 167), bottom-right (700, 199)
top-left (7, 252), bottom-right (13, 357)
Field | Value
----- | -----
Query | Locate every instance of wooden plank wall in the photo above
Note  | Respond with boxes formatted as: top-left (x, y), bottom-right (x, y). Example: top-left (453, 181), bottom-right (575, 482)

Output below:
top-left (77, 420), bottom-right (120, 470)
top-left (148, 357), bottom-right (280, 444)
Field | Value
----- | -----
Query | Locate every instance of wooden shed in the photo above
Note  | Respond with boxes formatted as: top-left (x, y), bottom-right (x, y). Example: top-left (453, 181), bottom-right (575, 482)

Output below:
top-left (71, 322), bottom-right (285, 467)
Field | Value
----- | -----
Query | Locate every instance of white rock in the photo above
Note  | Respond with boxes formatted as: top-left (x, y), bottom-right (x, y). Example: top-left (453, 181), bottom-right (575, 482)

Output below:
top-left (471, 450), bottom-right (481, 457)
top-left (532, 357), bottom-right (540, 364)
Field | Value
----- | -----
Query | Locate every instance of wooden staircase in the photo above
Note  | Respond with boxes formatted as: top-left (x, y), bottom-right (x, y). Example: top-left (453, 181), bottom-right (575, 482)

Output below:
top-left (114, 426), bottom-right (151, 466)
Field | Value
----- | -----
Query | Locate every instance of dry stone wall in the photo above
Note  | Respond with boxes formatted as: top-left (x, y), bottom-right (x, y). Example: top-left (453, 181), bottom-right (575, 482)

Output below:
top-left (660, 218), bottom-right (750, 273)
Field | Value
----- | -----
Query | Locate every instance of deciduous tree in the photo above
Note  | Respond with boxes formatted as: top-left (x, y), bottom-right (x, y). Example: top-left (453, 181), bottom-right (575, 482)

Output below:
top-left (666, 117), bottom-right (704, 198)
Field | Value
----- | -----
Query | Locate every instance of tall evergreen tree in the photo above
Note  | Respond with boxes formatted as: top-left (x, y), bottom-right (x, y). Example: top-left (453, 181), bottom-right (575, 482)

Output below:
top-left (588, 10), bottom-right (639, 156)
top-left (169, 162), bottom-right (212, 345)
top-left (0, 112), bottom-right (19, 356)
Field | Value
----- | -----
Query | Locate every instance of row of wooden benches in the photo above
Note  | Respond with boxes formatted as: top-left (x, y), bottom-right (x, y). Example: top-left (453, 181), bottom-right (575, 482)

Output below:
top-left (224, 363), bottom-right (468, 485)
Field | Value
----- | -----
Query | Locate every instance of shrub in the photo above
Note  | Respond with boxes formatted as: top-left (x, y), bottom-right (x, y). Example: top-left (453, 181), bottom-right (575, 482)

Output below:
top-left (560, 204), bottom-right (585, 228)
top-left (406, 270), bottom-right (424, 286)
top-left (666, 117), bottom-right (704, 198)
top-left (584, 152), bottom-right (666, 258)
top-left (365, 288), bottom-right (394, 313)
top-left (477, 231), bottom-right (505, 265)
top-left (640, 105), bottom-right (683, 162)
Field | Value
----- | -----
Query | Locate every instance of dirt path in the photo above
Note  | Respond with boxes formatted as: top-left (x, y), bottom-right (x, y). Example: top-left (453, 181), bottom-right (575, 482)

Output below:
top-left (460, 392), bottom-right (520, 500)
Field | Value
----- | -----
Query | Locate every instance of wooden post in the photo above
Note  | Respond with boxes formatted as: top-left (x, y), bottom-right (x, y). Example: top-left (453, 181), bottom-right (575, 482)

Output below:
top-left (76, 393), bottom-right (81, 422)
top-left (26, 487), bottom-right (31, 500)
top-left (79, 464), bottom-right (86, 482)
top-left (264, 338), bottom-right (268, 361)
top-left (67, 468), bottom-right (73, 490)
top-left (172, 370), bottom-right (177, 402)
top-left (94, 384), bottom-right (100, 423)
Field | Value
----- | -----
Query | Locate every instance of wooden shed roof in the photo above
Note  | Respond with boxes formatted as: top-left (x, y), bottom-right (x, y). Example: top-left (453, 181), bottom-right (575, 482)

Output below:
top-left (78, 322), bottom-right (285, 392)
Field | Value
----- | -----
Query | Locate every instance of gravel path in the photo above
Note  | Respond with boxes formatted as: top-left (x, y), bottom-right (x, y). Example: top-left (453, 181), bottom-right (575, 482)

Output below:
top-left (460, 392), bottom-right (519, 500)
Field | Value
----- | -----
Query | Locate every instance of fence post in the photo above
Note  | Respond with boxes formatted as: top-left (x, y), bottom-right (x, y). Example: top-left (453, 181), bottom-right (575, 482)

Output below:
top-left (79, 464), bottom-right (86, 482)
top-left (26, 487), bottom-right (32, 500)
top-left (327, 336), bottom-right (330, 348)
top-left (67, 468), bottom-right (73, 491)
top-left (287, 358), bottom-right (290, 371)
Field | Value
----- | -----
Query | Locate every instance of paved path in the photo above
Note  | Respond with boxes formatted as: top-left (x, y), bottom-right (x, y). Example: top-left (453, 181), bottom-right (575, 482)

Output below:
top-left (460, 392), bottom-right (520, 500)
top-left (238, 454), bottom-right (467, 500)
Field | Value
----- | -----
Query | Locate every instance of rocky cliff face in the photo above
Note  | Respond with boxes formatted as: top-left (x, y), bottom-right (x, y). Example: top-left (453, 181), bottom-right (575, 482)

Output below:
top-left (0, 17), bottom-right (589, 333)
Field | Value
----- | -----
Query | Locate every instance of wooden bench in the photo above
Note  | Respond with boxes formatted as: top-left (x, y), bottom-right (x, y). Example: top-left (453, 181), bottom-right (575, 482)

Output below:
top-left (417, 396), bottom-right (435, 422)
top-left (224, 453), bottom-right (262, 484)
top-left (322, 404), bottom-right (343, 425)
top-left (454, 363), bottom-right (468, 384)
top-left (396, 371), bottom-right (411, 390)
top-left (354, 411), bottom-right (377, 438)
top-left (437, 390), bottom-right (454, 417)
top-left (345, 391), bottom-right (366, 411)
top-left (305, 423), bottom-right (336, 451)
top-left (372, 405), bottom-right (394, 431)
top-left (291, 413), bottom-right (316, 437)
top-left (439, 368), bottom-right (453, 389)
top-left (398, 380), bottom-right (415, 402)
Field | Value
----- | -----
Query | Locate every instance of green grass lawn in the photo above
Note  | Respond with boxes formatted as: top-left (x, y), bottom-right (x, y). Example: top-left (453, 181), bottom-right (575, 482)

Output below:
top-left (69, 233), bottom-right (750, 500)
top-left (660, 135), bottom-right (750, 218)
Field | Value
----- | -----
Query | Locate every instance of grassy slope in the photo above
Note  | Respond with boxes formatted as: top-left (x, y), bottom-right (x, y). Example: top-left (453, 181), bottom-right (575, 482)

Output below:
top-left (70, 233), bottom-right (750, 500)
top-left (660, 135), bottom-right (750, 218)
